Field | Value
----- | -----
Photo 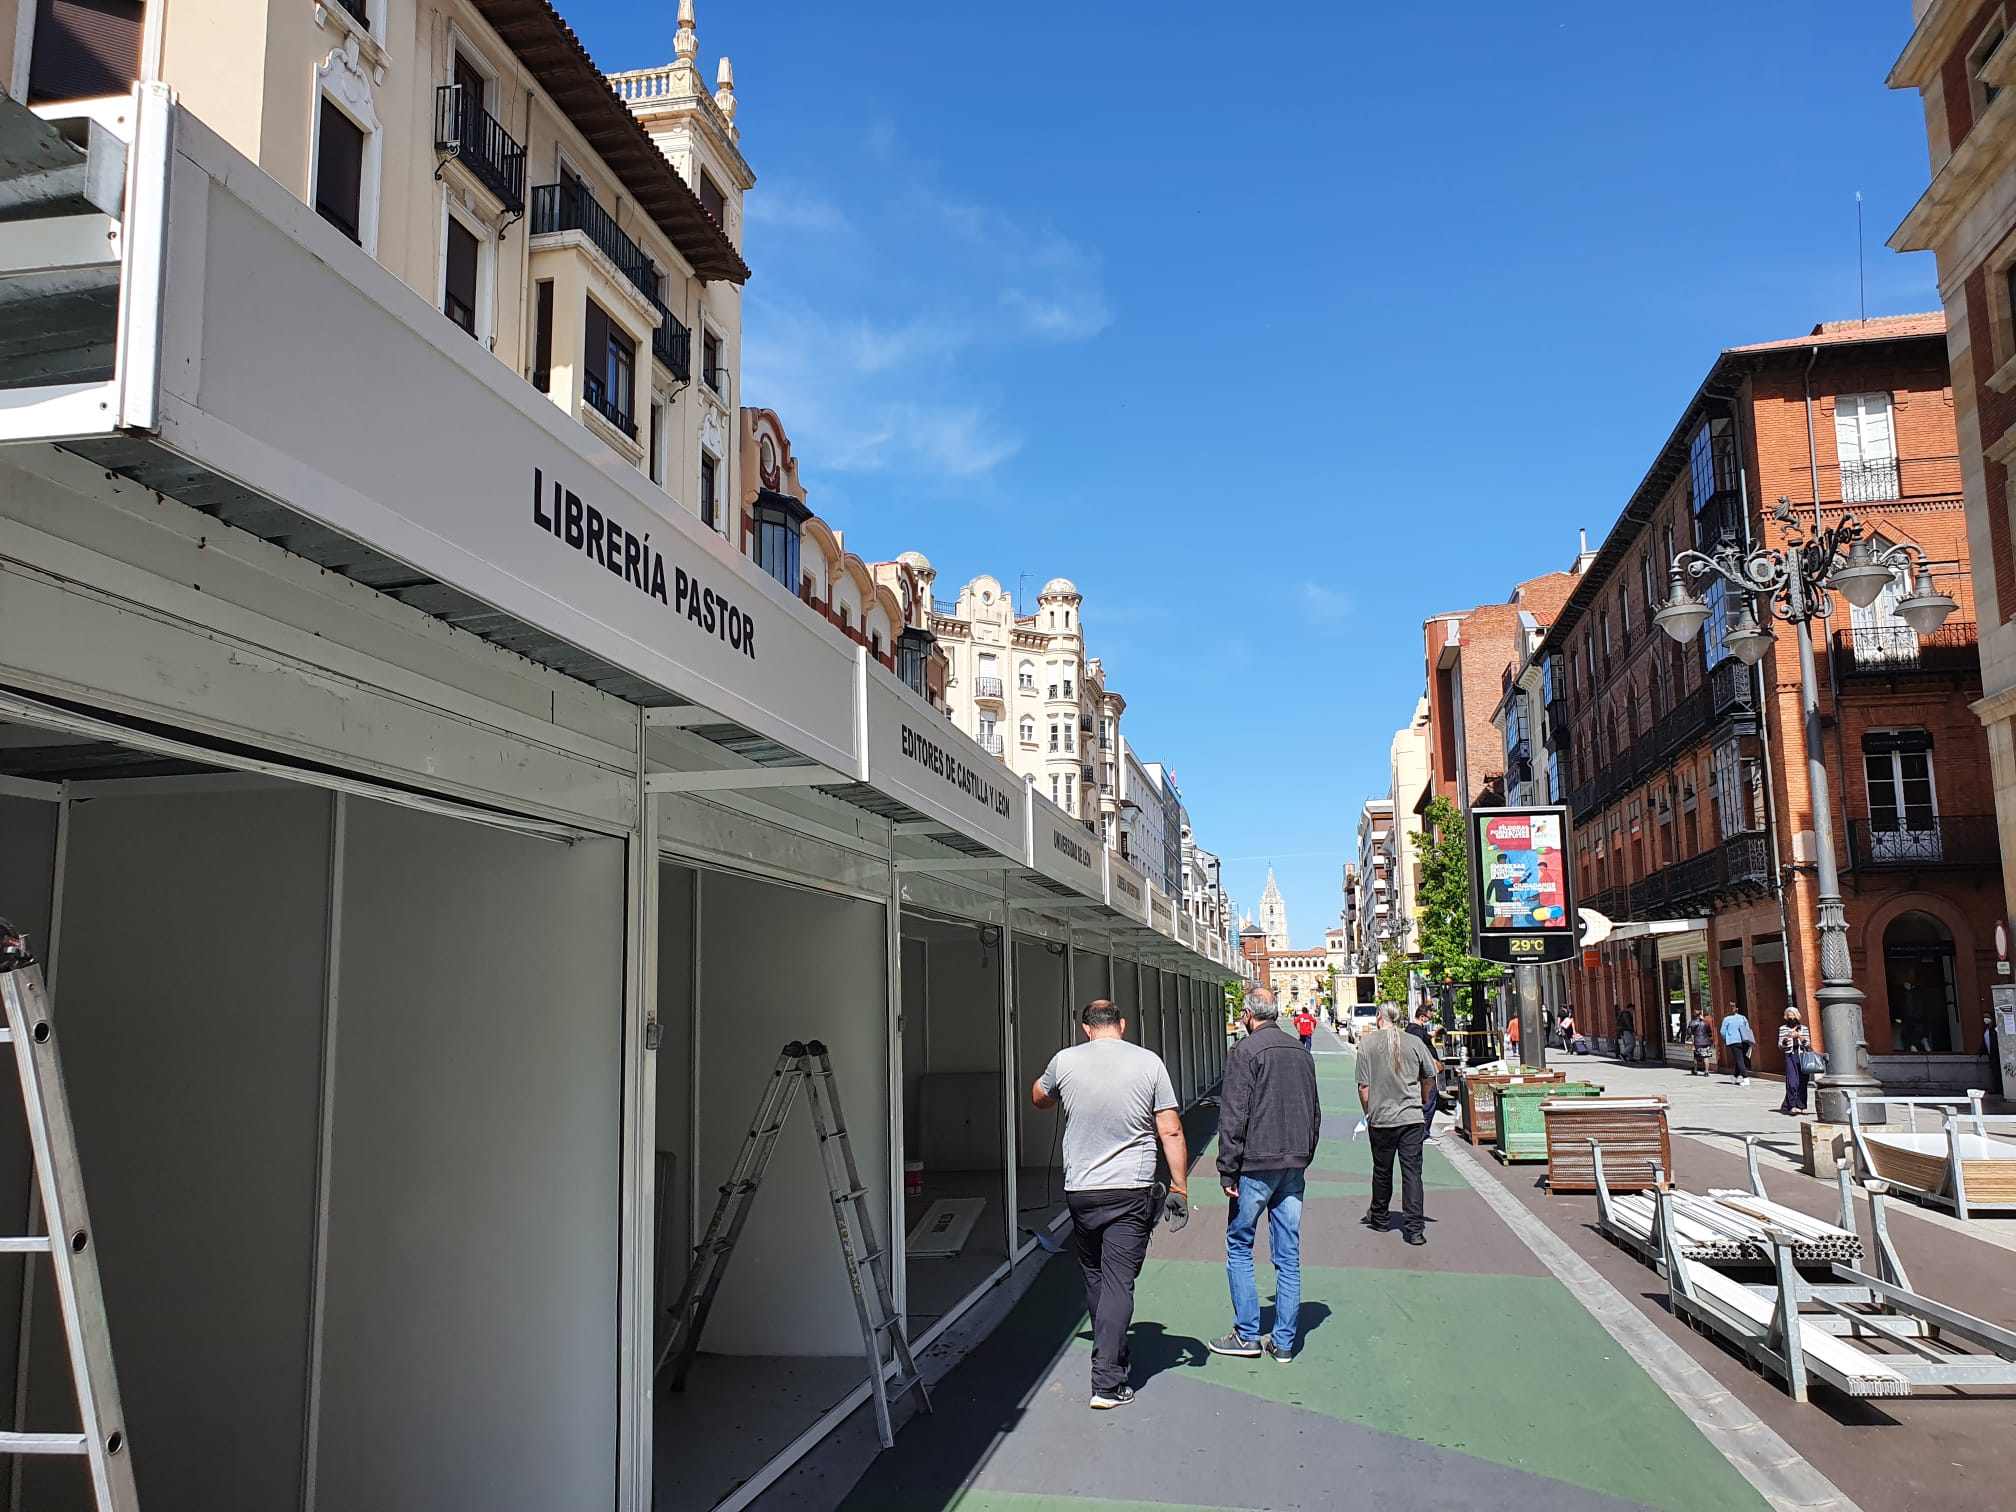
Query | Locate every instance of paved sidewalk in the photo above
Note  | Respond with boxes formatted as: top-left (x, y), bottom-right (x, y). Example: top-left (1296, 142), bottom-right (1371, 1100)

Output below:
top-left (773, 1032), bottom-right (1783, 1512)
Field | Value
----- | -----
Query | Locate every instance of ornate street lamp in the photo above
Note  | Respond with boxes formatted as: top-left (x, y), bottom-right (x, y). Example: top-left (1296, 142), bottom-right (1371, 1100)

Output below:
top-left (1655, 497), bottom-right (1958, 1123)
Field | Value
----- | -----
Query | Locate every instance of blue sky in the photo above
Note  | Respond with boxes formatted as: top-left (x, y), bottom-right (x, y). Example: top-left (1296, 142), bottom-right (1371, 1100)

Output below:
top-left (572, 1), bottom-right (1943, 947)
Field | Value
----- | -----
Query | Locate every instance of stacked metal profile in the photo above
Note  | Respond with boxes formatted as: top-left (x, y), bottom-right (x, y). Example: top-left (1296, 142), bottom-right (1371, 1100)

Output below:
top-left (1602, 1189), bottom-right (1864, 1265)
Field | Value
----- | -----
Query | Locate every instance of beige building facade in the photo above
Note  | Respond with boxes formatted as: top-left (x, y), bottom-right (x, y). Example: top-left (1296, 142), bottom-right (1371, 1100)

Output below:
top-left (2, 0), bottom-right (753, 541)
top-left (926, 572), bottom-right (1124, 833)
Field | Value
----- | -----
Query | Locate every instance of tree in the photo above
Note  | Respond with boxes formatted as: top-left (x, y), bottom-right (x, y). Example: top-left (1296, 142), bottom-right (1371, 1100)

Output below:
top-left (1223, 977), bottom-right (1246, 1021)
top-left (1375, 952), bottom-right (1412, 1005)
top-left (1415, 795), bottom-right (1502, 999)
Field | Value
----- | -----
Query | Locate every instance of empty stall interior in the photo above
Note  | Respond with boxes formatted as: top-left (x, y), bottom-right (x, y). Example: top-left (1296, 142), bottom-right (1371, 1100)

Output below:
top-left (895, 912), bottom-right (1009, 1333)
top-left (1011, 933), bottom-right (1073, 1239)
top-left (0, 717), bottom-right (627, 1512)
top-left (651, 865), bottom-right (891, 1512)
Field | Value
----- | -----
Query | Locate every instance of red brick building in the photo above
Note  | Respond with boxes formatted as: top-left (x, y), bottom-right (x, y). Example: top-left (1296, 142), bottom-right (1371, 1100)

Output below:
top-left (1239, 925), bottom-right (1271, 988)
top-left (1543, 316), bottom-right (2001, 1086)
top-left (1889, 4), bottom-right (2016, 1089)
top-left (1423, 573), bottom-right (1582, 808)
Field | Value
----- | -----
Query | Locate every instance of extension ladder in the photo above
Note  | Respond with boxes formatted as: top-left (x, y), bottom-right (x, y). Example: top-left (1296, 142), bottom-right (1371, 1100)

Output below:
top-left (654, 1040), bottom-right (930, 1447)
top-left (0, 921), bottom-right (137, 1510)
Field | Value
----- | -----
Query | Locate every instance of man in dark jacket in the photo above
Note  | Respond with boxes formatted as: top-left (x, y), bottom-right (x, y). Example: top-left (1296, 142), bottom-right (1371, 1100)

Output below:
top-left (1408, 1005), bottom-right (1444, 1138)
top-left (1208, 989), bottom-right (1321, 1364)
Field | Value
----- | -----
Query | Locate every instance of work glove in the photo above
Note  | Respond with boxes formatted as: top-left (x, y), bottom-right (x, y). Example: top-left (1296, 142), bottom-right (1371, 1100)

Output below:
top-left (1161, 1190), bottom-right (1189, 1233)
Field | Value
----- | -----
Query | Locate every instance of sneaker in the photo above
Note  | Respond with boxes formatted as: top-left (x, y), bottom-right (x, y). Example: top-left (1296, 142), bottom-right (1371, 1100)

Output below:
top-left (1088, 1385), bottom-right (1135, 1410)
top-left (1263, 1338), bottom-right (1294, 1365)
top-left (1207, 1333), bottom-right (1261, 1358)
top-left (1404, 1231), bottom-right (1427, 1247)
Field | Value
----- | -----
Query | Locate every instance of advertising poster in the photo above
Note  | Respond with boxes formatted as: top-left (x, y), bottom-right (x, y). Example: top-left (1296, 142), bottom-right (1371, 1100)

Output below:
top-left (1469, 805), bottom-right (1577, 965)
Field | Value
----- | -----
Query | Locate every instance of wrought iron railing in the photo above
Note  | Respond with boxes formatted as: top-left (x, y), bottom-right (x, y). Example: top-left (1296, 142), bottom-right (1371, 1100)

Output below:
top-left (529, 183), bottom-right (658, 299)
top-left (1722, 832), bottom-right (1772, 891)
top-left (1709, 659), bottom-right (1754, 721)
top-left (1831, 621), bottom-right (1978, 677)
top-left (979, 732), bottom-right (1004, 756)
top-left (1655, 684), bottom-right (1711, 756)
top-left (975, 676), bottom-right (1004, 700)
top-left (648, 296), bottom-right (691, 380)
top-left (1840, 457), bottom-right (1901, 504)
top-left (1846, 815), bottom-right (1997, 868)
top-left (434, 86), bottom-right (526, 212)
top-left (581, 372), bottom-right (635, 440)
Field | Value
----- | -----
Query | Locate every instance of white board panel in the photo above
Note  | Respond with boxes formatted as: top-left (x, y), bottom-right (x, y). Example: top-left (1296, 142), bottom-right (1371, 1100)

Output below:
top-left (320, 799), bottom-right (625, 1512)
top-left (1029, 796), bottom-right (1102, 901)
top-left (862, 669), bottom-right (1023, 858)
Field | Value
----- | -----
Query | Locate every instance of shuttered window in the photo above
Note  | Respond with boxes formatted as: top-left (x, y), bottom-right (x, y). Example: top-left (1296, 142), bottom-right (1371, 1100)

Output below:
top-left (698, 171), bottom-right (726, 225)
top-left (532, 280), bottom-right (554, 392)
top-left (443, 218), bottom-right (480, 336)
top-left (26, 0), bottom-right (141, 105)
top-left (315, 99), bottom-right (366, 244)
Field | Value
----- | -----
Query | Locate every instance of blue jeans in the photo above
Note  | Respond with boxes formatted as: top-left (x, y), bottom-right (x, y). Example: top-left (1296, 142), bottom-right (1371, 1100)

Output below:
top-left (1226, 1169), bottom-right (1304, 1350)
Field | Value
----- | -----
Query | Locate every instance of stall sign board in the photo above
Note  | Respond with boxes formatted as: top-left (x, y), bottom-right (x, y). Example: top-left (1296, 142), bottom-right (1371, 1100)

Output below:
top-left (1107, 855), bottom-right (1150, 924)
top-left (1469, 805), bottom-right (1577, 966)
top-left (1030, 798), bottom-right (1105, 903)
top-left (861, 670), bottom-right (1025, 859)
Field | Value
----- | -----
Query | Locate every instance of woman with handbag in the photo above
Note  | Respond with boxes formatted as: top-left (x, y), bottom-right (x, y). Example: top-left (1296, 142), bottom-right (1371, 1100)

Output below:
top-left (1777, 1008), bottom-right (1814, 1115)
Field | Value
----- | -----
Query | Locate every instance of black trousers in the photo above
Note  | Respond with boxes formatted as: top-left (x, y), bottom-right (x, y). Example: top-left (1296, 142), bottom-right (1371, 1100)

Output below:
top-left (1066, 1186), bottom-right (1155, 1393)
top-left (1367, 1123), bottom-right (1426, 1237)
top-left (1732, 1042), bottom-right (1753, 1079)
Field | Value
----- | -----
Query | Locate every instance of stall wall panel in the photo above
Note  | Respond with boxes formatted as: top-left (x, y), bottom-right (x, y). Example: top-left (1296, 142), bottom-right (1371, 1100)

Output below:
top-left (655, 864), bottom-right (697, 1313)
top-left (910, 922), bottom-right (1003, 1171)
top-left (1111, 958), bottom-right (1140, 1044)
top-left (1138, 967), bottom-right (1161, 1057)
top-left (696, 874), bottom-right (888, 1357)
top-left (1012, 940), bottom-right (1069, 1165)
top-left (0, 794), bottom-right (55, 1430)
top-left (1074, 950), bottom-right (1111, 1010)
top-left (899, 935), bottom-right (928, 1156)
top-left (320, 800), bottom-right (624, 1512)
top-left (29, 788), bottom-right (330, 1512)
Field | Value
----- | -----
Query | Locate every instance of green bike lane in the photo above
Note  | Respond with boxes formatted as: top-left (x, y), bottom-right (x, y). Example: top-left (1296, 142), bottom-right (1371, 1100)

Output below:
top-left (830, 1036), bottom-right (1772, 1512)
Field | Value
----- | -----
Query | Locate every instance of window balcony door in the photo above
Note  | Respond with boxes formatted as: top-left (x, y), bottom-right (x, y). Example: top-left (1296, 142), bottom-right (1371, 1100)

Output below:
top-left (1865, 743), bottom-right (1939, 862)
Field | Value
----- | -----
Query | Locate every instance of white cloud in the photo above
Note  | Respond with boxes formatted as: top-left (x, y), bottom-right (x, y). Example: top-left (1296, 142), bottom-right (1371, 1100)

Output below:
top-left (737, 122), bottom-right (1111, 488)
top-left (1299, 582), bottom-right (1355, 620)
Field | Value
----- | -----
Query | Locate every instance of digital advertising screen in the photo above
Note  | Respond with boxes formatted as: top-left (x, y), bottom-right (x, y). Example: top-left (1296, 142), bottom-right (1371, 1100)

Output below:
top-left (1468, 806), bottom-right (1577, 964)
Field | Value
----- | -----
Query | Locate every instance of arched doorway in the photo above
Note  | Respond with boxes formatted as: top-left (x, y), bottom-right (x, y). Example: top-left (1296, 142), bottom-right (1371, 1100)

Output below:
top-left (1883, 911), bottom-right (1960, 1053)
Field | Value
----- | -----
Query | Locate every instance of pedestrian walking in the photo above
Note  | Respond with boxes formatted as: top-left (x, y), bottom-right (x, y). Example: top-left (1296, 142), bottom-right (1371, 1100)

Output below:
top-left (1720, 1005), bottom-right (1756, 1085)
top-left (1777, 1009), bottom-right (1813, 1115)
top-left (1616, 1003), bottom-right (1637, 1063)
top-left (1687, 1008), bottom-right (1715, 1076)
top-left (1357, 1003), bottom-right (1439, 1246)
top-left (1407, 1005), bottom-right (1443, 1139)
top-left (1504, 1011), bottom-right (1521, 1067)
top-left (1559, 1007), bottom-right (1579, 1054)
top-left (1208, 989), bottom-right (1320, 1365)
top-left (1294, 1006), bottom-right (1318, 1052)
top-left (1031, 999), bottom-right (1190, 1410)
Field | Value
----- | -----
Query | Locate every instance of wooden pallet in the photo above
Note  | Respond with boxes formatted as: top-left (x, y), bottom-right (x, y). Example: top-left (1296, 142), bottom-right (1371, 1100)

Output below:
top-left (1457, 1068), bottom-right (1565, 1145)
top-left (1544, 1097), bottom-right (1670, 1193)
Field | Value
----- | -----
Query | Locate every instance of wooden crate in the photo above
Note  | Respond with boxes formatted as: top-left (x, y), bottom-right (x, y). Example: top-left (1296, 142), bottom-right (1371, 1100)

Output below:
top-left (1544, 1097), bottom-right (1671, 1193)
top-left (1457, 1069), bottom-right (1566, 1145)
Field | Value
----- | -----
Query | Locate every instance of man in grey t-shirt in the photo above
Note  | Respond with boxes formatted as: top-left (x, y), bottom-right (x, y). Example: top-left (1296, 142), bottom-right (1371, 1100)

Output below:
top-left (1032, 999), bottom-right (1188, 1410)
top-left (1356, 1003), bottom-right (1439, 1245)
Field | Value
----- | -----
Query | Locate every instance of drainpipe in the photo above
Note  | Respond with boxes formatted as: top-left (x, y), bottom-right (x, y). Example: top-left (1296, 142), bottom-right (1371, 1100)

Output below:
top-left (1803, 346), bottom-right (1860, 919)
top-left (1734, 400), bottom-right (1799, 1009)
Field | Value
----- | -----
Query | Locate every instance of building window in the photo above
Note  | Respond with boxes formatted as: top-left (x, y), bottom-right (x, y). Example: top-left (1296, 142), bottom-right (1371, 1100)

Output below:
top-left (753, 491), bottom-right (808, 591)
top-left (1049, 722), bottom-right (1061, 752)
top-left (698, 169), bottom-right (727, 225)
top-left (315, 97), bottom-right (367, 244)
top-left (1018, 661), bottom-right (1036, 689)
top-left (648, 400), bottom-right (665, 484)
top-left (1050, 775), bottom-right (1060, 803)
top-left (699, 453), bottom-right (719, 529)
top-left (1020, 716), bottom-right (1035, 743)
top-left (1864, 730), bottom-right (1938, 858)
top-left (582, 299), bottom-right (637, 440)
top-left (702, 331), bottom-right (723, 394)
top-left (1971, 16), bottom-right (2006, 113)
top-left (443, 216), bottom-right (481, 336)
top-left (1835, 393), bottom-right (1898, 503)
top-left (532, 280), bottom-right (554, 392)
top-left (26, 0), bottom-right (142, 105)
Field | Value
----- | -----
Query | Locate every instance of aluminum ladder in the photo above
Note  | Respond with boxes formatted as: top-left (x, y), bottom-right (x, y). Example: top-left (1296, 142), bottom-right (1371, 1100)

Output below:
top-left (653, 1040), bottom-right (930, 1447)
top-left (0, 921), bottom-right (137, 1510)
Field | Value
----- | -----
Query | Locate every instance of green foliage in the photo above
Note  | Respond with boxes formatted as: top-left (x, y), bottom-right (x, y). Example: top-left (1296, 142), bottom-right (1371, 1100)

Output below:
top-left (1223, 977), bottom-right (1246, 1020)
top-left (1375, 953), bottom-right (1412, 1004)
top-left (1416, 795), bottom-right (1503, 992)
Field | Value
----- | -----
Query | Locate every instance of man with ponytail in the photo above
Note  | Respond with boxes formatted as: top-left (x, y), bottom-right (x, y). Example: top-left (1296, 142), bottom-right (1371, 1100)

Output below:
top-left (1356, 1003), bottom-right (1438, 1246)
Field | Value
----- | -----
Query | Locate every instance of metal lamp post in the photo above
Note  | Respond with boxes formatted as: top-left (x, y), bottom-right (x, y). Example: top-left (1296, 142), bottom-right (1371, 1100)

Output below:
top-left (1654, 497), bottom-right (1959, 1124)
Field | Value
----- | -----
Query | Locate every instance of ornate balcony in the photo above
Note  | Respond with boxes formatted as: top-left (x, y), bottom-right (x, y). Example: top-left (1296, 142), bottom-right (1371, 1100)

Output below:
top-left (974, 675), bottom-right (1005, 703)
top-left (530, 183), bottom-right (658, 300)
top-left (1831, 621), bottom-right (1979, 679)
top-left (434, 86), bottom-right (526, 214)
top-left (979, 732), bottom-right (1004, 756)
top-left (648, 296), bottom-right (691, 380)
top-left (1846, 815), bottom-right (1998, 869)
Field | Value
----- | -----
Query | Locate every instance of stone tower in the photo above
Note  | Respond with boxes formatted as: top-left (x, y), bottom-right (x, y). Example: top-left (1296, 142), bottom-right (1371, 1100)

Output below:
top-left (1258, 867), bottom-right (1289, 952)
